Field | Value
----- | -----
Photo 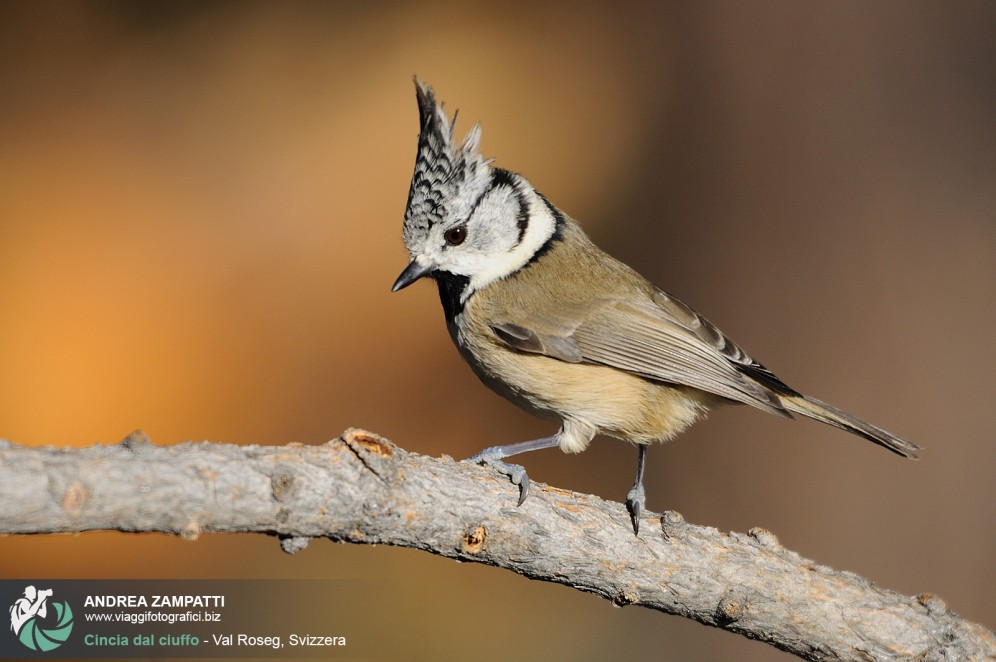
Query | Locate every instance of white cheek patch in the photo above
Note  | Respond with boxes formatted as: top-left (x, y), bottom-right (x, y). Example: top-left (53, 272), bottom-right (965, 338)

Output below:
top-left (468, 190), bottom-right (519, 252)
top-left (467, 193), bottom-right (556, 294)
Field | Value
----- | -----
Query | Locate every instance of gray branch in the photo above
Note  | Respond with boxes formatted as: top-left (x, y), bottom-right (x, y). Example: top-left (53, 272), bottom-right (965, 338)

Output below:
top-left (1, 429), bottom-right (991, 660)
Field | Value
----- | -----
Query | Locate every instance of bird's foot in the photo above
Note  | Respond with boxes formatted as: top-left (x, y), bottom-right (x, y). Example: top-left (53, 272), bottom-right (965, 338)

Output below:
top-left (464, 447), bottom-right (530, 506)
top-left (626, 482), bottom-right (646, 536)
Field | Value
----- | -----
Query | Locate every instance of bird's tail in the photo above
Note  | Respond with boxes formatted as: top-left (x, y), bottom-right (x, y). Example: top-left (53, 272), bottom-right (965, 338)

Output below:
top-left (779, 393), bottom-right (920, 459)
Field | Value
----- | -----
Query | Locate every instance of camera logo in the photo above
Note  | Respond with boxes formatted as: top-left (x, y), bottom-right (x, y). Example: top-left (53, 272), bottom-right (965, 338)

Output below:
top-left (9, 585), bottom-right (74, 651)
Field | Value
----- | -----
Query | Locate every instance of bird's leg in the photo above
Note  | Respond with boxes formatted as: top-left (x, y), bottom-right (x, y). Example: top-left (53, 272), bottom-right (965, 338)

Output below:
top-left (463, 436), bottom-right (560, 506)
top-left (626, 445), bottom-right (648, 535)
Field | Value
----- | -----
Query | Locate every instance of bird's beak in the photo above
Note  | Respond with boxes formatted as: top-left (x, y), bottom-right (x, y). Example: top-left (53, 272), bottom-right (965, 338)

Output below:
top-left (392, 258), bottom-right (434, 292)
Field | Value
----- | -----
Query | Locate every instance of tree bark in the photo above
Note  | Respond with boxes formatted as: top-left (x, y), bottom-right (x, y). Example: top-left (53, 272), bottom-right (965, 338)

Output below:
top-left (1, 429), bottom-right (991, 660)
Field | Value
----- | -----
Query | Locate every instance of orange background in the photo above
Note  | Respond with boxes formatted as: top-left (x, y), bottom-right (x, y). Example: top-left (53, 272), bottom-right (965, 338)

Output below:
top-left (2, 2), bottom-right (993, 660)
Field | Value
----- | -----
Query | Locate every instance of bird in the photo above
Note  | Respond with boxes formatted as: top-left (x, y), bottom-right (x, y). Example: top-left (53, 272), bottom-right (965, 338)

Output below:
top-left (391, 80), bottom-right (919, 534)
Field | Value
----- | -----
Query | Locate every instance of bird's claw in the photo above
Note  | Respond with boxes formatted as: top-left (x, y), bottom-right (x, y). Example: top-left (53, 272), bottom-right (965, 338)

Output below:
top-left (464, 450), bottom-right (530, 506)
top-left (626, 482), bottom-right (646, 536)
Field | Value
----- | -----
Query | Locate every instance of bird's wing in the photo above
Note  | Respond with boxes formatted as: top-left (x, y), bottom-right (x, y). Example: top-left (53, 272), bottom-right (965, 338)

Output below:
top-left (491, 290), bottom-right (793, 416)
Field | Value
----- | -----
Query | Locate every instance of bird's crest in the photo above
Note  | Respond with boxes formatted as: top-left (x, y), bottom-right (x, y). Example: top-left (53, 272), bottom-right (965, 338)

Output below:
top-left (403, 79), bottom-right (492, 247)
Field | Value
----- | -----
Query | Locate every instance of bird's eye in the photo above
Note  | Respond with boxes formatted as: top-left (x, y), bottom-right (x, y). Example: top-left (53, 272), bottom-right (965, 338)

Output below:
top-left (444, 226), bottom-right (467, 246)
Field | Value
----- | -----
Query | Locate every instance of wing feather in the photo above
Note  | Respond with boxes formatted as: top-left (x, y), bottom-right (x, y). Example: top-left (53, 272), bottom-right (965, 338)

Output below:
top-left (572, 299), bottom-right (789, 415)
top-left (491, 292), bottom-right (791, 416)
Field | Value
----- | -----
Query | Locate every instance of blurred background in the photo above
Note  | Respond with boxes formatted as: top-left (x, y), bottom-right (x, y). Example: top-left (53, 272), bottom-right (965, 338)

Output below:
top-left (1, 1), bottom-right (993, 659)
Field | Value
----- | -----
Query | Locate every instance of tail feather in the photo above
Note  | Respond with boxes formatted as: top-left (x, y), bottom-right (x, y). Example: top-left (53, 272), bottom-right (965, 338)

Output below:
top-left (779, 393), bottom-right (920, 459)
